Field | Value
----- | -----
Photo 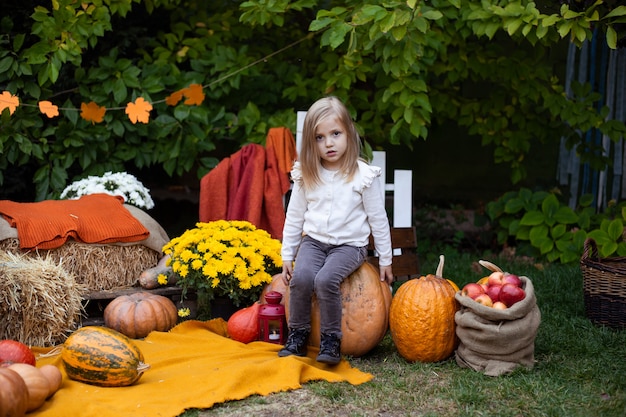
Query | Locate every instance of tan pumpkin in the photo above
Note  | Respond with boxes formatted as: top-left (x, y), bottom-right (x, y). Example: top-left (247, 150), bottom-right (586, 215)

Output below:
top-left (389, 255), bottom-right (459, 362)
top-left (38, 364), bottom-right (63, 398)
top-left (104, 292), bottom-right (178, 339)
top-left (0, 367), bottom-right (29, 417)
top-left (138, 255), bottom-right (179, 289)
top-left (285, 261), bottom-right (392, 357)
top-left (7, 363), bottom-right (50, 412)
top-left (227, 302), bottom-right (261, 343)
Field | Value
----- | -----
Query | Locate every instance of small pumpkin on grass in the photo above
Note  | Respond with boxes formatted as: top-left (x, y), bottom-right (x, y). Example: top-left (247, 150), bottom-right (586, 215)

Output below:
top-left (389, 255), bottom-right (459, 363)
top-left (227, 302), bottom-right (261, 343)
top-left (104, 292), bottom-right (178, 339)
top-left (61, 326), bottom-right (149, 387)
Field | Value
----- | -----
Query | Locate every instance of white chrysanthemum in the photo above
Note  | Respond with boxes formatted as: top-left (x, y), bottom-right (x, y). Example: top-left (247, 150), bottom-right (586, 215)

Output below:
top-left (60, 171), bottom-right (155, 210)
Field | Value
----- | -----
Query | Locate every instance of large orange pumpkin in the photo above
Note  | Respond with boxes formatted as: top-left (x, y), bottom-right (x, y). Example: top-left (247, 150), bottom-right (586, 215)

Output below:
top-left (227, 302), bottom-right (261, 343)
top-left (284, 261), bottom-right (392, 357)
top-left (104, 292), bottom-right (178, 339)
top-left (389, 255), bottom-right (459, 362)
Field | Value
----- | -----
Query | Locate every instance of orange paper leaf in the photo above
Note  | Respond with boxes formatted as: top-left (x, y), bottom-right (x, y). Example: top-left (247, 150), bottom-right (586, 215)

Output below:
top-left (0, 91), bottom-right (20, 115)
top-left (165, 90), bottom-right (184, 106)
top-left (125, 97), bottom-right (153, 124)
top-left (182, 83), bottom-right (205, 106)
top-left (38, 101), bottom-right (59, 118)
top-left (80, 101), bottom-right (106, 124)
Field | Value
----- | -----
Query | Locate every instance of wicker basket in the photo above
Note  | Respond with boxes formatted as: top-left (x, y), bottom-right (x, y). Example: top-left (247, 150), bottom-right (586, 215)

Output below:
top-left (580, 238), bottom-right (626, 330)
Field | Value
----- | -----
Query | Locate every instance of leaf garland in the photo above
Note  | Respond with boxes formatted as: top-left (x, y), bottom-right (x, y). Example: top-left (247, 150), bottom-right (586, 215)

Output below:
top-left (0, 83), bottom-right (205, 124)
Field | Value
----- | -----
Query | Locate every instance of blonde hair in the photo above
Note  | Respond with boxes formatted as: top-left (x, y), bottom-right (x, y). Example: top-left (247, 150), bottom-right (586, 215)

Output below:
top-left (299, 96), bottom-right (362, 189)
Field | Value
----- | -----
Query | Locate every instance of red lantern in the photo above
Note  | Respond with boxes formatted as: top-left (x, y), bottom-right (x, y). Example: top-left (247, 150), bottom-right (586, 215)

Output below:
top-left (258, 291), bottom-right (287, 344)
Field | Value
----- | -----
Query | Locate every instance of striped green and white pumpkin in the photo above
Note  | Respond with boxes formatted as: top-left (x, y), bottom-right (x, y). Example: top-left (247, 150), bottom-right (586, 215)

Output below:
top-left (61, 326), bottom-right (149, 387)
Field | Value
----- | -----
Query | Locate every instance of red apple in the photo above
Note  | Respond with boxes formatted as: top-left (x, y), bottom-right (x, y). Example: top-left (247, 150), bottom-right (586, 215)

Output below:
top-left (461, 283), bottom-right (485, 299)
top-left (487, 271), bottom-right (505, 286)
top-left (500, 283), bottom-right (526, 307)
top-left (493, 301), bottom-right (508, 310)
top-left (0, 340), bottom-right (36, 366)
top-left (503, 273), bottom-right (522, 287)
top-left (474, 294), bottom-right (493, 307)
top-left (486, 284), bottom-right (503, 303)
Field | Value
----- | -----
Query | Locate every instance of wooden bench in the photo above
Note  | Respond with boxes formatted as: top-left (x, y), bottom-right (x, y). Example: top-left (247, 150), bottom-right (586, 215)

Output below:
top-left (367, 227), bottom-right (420, 283)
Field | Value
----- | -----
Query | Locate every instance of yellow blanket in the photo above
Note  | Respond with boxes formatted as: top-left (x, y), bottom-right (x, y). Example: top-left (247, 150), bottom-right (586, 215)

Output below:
top-left (31, 320), bottom-right (373, 417)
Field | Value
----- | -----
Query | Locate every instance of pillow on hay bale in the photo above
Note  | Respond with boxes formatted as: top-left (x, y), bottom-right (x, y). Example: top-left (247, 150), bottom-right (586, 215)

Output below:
top-left (0, 251), bottom-right (86, 347)
top-left (0, 204), bottom-right (169, 291)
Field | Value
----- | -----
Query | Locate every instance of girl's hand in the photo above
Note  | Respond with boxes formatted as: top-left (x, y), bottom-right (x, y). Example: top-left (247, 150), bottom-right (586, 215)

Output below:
top-left (380, 265), bottom-right (394, 285)
top-left (282, 262), bottom-right (293, 286)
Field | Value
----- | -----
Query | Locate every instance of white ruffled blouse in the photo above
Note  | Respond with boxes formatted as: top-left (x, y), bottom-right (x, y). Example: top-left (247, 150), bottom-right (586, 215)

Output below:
top-left (281, 159), bottom-right (393, 266)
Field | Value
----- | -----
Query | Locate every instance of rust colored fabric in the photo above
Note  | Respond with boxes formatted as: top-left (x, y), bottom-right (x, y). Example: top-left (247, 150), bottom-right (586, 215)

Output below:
top-left (199, 133), bottom-right (294, 240)
top-left (265, 126), bottom-right (297, 177)
top-left (0, 194), bottom-right (150, 250)
top-left (31, 320), bottom-right (372, 417)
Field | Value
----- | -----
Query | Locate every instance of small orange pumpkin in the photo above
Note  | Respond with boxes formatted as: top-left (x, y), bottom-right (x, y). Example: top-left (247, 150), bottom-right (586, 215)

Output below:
top-left (285, 261), bottom-right (392, 357)
top-left (104, 292), bottom-right (178, 339)
top-left (389, 255), bottom-right (459, 363)
top-left (227, 303), bottom-right (261, 343)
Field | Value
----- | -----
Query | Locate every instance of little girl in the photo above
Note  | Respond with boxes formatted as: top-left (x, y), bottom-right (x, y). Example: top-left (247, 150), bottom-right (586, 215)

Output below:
top-left (279, 96), bottom-right (393, 364)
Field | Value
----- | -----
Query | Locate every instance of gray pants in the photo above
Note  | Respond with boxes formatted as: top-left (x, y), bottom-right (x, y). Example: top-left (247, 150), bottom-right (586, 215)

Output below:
top-left (288, 235), bottom-right (367, 336)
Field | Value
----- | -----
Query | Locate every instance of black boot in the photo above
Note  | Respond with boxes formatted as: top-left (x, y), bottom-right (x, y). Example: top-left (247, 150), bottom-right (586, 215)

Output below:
top-left (278, 328), bottom-right (309, 357)
top-left (317, 332), bottom-right (341, 365)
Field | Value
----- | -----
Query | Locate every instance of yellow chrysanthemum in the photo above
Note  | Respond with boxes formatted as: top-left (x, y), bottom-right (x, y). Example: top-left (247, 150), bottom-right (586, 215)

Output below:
top-left (162, 220), bottom-right (282, 307)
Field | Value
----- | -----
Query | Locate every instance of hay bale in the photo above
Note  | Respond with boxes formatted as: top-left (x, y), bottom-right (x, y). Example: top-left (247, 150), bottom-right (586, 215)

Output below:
top-left (0, 239), bottom-right (159, 291)
top-left (0, 251), bottom-right (86, 347)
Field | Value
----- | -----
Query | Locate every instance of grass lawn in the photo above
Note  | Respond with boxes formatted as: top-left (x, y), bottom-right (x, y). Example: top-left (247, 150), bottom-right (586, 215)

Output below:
top-left (181, 249), bottom-right (626, 417)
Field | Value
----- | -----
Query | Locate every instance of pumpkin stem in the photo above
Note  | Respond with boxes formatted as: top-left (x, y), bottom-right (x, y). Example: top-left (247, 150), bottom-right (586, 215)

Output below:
top-left (36, 346), bottom-right (63, 359)
top-left (136, 362), bottom-right (151, 374)
top-left (435, 255), bottom-right (445, 277)
top-left (478, 260), bottom-right (503, 273)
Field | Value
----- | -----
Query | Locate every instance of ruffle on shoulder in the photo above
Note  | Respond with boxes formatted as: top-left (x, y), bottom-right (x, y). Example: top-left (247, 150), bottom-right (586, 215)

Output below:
top-left (357, 160), bottom-right (381, 192)
top-left (290, 161), bottom-right (303, 184)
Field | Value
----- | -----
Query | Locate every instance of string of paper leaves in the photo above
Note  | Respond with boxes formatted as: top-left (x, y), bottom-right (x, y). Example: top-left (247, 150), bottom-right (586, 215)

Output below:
top-left (0, 34), bottom-right (313, 124)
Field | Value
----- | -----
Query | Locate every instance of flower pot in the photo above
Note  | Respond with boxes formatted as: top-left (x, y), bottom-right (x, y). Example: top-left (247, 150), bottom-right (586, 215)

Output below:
top-left (210, 297), bottom-right (239, 321)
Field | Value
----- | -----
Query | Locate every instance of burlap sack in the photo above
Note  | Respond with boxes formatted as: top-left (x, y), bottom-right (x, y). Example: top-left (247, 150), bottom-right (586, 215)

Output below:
top-left (454, 276), bottom-right (541, 376)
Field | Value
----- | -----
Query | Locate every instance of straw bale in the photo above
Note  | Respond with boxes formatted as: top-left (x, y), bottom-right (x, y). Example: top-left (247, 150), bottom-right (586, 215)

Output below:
top-left (0, 251), bottom-right (86, 347)
top-left (0, 239), bottom-right (159, 291)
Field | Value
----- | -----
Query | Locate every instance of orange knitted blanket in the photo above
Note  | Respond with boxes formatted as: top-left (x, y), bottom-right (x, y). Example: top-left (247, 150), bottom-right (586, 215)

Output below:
top-left (0, 194), bottom-right (150, 250)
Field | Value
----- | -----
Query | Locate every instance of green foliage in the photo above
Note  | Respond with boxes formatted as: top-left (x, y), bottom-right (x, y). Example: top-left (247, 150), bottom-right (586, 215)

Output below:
top-left (486, 188), bottom-right (626, 263)
top-left (0, 0), bottom-right (625, 199)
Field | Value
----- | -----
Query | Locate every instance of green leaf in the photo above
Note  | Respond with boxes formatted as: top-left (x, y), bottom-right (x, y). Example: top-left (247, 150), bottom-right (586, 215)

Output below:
top-left (520, 210), bottom-right (545, 226)
top-left (421, 10), bottom-right (443, 20)
top-left (606, 26), bottom-right (617, 49)
top-left (600, 241), bottom-right (618, 258)
top-left (607, 218), bottom-right (624, 241)
top-left (0, 56), bottom-right (13, 73)
top-left (603, 6), bottom-right (626, 19)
